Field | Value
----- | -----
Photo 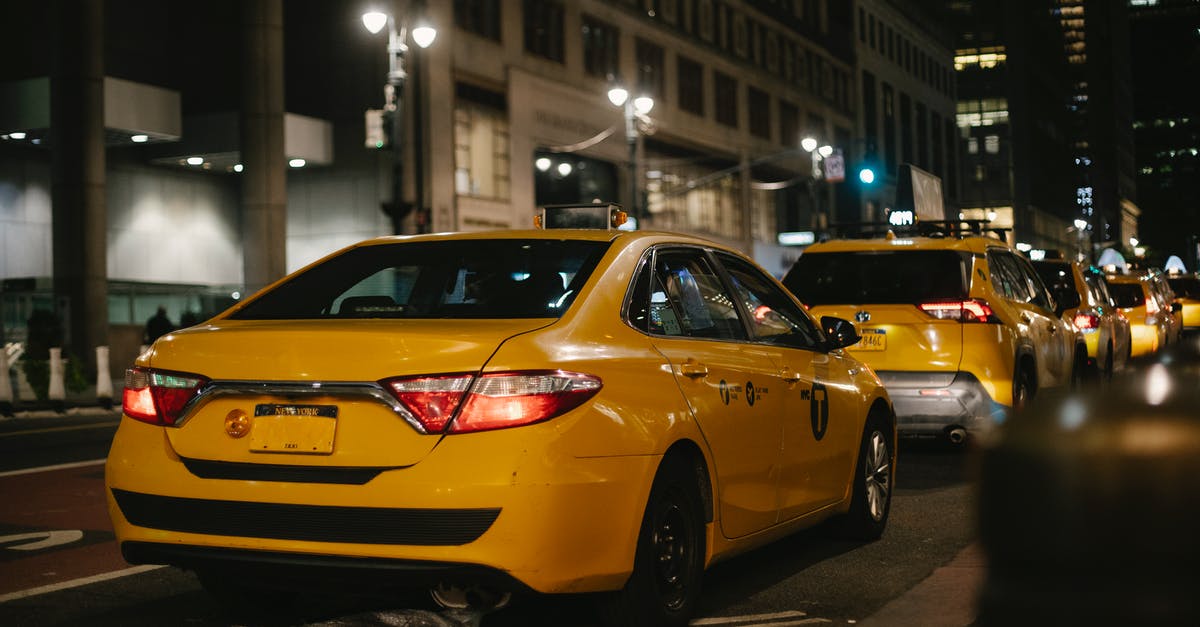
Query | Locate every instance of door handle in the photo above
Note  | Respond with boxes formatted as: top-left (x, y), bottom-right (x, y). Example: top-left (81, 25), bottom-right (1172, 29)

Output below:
top-left (1048, 324), bottom-right (1058, 334)
top-left (1020, 313), bottom-right (1032, 324)
top-left (680, 360), bottom-right (709, 378)
top-left (780, 368), bottom-right (803, 383)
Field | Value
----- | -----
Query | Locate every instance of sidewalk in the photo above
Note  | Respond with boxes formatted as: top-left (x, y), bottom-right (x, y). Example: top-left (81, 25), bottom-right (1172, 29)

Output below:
top-left (859, 543), bottom-right (986, 627)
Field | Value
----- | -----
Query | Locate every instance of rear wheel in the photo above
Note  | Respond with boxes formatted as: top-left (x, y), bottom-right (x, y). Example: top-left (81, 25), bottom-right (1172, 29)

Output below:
top-left (832, 414), bottom-right (894, 541)
top-left (1013, 366), bottom-right (1034, 412)
top-left (599, 456), bottom-right (705, 627)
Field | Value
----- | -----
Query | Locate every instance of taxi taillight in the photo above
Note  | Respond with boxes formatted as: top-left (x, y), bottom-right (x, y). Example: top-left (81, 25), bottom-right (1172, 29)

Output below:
top-left (384, 370), bottom-right (602, 434)
top-left (1074, 312), bottom-right (1101, 331)
top-left (122, 367), bottom-right (209, 426)
top-left (918, 299), bottom-right (999, 323)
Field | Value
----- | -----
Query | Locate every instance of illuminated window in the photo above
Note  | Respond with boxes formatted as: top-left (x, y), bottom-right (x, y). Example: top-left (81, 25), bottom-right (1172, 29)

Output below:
top-left (985, 135), bottom-right (1000, 154)
top-left (957, 99), bottom-right (1009, 128)
top-left (454, 92), bottom-right (511, 200)
top-left (954, 46), bottom-right (1007, 70)
top-left (967, 137), bottom-right (978, 154)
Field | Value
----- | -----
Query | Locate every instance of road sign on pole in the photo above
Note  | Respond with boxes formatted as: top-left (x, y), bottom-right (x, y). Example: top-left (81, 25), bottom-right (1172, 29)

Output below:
top-left (824, 149), bottom-right (845, 183)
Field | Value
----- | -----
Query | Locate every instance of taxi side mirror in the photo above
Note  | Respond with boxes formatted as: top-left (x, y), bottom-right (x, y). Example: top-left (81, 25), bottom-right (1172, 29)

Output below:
top-left (821, 316), bottom-right (861, 351)
top-left (1172, 302), bottom-right (1182, 314)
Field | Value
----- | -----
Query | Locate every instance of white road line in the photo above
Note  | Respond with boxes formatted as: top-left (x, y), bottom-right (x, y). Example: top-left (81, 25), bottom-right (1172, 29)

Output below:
top-left (0, 459), bottom-right (106, 478)
top-left (0, 564), bottom-right (165, 604)
top-left (691, 611), bottom-right (812, 625)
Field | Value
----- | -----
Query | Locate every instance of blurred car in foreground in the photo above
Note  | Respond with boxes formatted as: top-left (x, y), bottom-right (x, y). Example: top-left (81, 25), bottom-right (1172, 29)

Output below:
top-left (1106, 273), bottom-right (1171, 358)
top-left (106, 209), bottom-right (895, 626)
top-left (1032, 259), bottom-right (1131, 380)
top-left (1166, 272), bottom-right (1200, 332)
top-left (782, 227), bottom-right (1085, 442)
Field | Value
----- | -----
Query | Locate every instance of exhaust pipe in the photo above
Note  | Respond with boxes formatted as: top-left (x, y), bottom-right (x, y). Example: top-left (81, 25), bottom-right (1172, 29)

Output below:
top-left (430, 582), bottom-right (511, 612)
top-left (947, 427), bottom-right (967, 445)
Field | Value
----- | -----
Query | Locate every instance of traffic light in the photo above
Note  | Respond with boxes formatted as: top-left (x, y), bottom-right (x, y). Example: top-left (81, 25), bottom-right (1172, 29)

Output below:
top-left (858, 167), bottom-right (876, 185)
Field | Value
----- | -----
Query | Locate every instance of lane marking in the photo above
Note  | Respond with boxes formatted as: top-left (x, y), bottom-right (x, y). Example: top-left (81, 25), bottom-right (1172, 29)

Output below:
top-left (696, 612), bottom-right (816, 619)
top-left (0, 565), bottom-right (165, 604)
top-left (0, 459), bottom-right (106, 478)
top-left (0, 421), bottom-right (120, 438)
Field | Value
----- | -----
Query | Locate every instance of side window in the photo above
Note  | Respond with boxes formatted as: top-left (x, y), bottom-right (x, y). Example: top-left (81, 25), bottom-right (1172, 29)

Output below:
top-left (631, 248), bottom-right (747, 340)
top-left (987, 251), bottom-right (1030, 302)
top-left (1013, 256), bottom-right (1054, 311)
top-left (715, 252), bottom-right (821, 349)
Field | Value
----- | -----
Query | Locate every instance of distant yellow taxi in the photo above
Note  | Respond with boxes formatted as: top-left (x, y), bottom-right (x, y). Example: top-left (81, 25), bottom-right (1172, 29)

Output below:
top-left (1166, 273), bottom-right (1200, 332)
top-left (106, 206), bottom-right (894, 626)
top-left (1106, 273), bottom-right (1171, 358)
top-left (783, 230), bottom-right (1085, 442)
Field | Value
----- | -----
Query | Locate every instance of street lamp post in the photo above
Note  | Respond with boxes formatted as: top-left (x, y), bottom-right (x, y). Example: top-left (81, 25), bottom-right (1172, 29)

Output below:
top-left (608, 87), bottom-right (653, 225)
top-left (362, 5), bottom-right (436, 234)
top-left (801, 136), bottom-right (833, 230)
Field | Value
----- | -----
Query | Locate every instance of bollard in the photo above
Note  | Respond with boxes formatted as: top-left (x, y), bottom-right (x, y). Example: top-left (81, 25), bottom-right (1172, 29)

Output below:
top-left (0, 346), bottom-right (12, 416)
top-left (48, 347), bottom-right (66, 412)
top-left (96, 346), bottom-right (114, 410)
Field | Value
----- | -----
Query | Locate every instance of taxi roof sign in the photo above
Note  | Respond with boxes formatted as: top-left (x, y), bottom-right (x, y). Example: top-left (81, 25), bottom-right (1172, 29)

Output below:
top-left (536, 203), bottom-right (628, 230)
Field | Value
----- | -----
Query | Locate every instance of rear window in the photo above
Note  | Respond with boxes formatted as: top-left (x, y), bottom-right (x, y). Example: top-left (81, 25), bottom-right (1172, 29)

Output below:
top-left (230, 239), bottom-right (610, 320)
top-left (1168, 277), bottom-right (1200, 299)
top-left (1108, 283), bottom-right (1145, 308)
top-left (783, 250), bottom-right (969, 306)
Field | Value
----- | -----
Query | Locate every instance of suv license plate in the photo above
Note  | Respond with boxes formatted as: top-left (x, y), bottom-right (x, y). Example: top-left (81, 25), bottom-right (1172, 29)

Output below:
top-left (852, 329), bottom-right (886, 351)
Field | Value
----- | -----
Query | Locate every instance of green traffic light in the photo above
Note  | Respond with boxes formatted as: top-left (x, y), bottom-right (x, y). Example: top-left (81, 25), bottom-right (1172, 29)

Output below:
top-left (859, 168), bottom-right (876, 185)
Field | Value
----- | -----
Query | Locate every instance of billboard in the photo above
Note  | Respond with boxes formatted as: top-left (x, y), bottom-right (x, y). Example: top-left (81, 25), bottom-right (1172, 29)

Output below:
top-left (894, 164), bottom-right (945, 222)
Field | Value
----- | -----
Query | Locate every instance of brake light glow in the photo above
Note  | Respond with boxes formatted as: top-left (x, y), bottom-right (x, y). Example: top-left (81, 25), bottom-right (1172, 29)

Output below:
top-left (1073, 312), bottom-right (1101, 332)
top-left (384, 371), bottom-right (602, 434)
top-left (1144, 296), bottom-right (1160, 315)
top-left (122, 367), bottom-right (209, 426)
top-left (918, 299), bottom-right (998, 323)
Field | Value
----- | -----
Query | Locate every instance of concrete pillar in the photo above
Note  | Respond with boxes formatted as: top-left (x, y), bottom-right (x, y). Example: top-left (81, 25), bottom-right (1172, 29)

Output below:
top-left (240, 0), bottom-right (287, 296)
top-left (51, 0), bottom-right (108, 372)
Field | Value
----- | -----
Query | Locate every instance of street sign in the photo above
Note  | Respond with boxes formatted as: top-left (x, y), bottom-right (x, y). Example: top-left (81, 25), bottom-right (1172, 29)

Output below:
top-left (824, 149), bottom-right (846, 183)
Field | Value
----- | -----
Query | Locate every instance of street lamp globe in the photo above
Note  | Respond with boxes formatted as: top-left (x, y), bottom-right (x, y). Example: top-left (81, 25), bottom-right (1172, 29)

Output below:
top-left (801, 137), bottom-right (818, 152)
top-left (818, 145), bottom-right (834, 158)
top-left (361, 11), bottom-right (388, 34)
top-left (412, 23), bottom-right (437, 48)
top-left (634, 96), bottom-right (654, 114)
top-left (607, 87), bottom-right (629, 107)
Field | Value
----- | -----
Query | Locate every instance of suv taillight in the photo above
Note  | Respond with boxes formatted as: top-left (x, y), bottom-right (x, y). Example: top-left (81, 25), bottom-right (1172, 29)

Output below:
top-left (123, 367), bottom-right (209, 426)
top-left (384, 370), bottom-right (602, 434)
top-left (1073, 312), bottom-right (1101, 332)
top-left (918, 299), bottom-right (998, 323)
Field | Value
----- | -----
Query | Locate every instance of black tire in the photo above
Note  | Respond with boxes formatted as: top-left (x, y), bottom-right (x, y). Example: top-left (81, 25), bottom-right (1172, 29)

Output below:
top-left (599, 456), bottom-right (705, 627)
top-left (1103, 342), bottom-right (1115, 384)
top-left (832, 414), bottom-right (894, 541)
top-left (1070, 346), bottom-right (1089, 390)
top-left (1013, 366), bottom-right (1034, 412)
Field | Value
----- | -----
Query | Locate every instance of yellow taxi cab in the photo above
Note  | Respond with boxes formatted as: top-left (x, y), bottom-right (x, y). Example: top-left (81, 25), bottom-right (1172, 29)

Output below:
top-left (1032, 259), bottom-right (1131, 380)
top-left (1105, 272), bottom-right (1170, 358)
top-left (782, 226), bottom-right (1085, 442)
top-left (1166, 272), bottom-right (1200, 332)
top-left (106, 204), bottom-right (895, 626)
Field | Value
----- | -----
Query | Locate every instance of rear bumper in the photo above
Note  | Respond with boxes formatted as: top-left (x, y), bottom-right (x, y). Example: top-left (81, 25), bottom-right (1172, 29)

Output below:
top-left (875, 370), bottom-right (1004, 436)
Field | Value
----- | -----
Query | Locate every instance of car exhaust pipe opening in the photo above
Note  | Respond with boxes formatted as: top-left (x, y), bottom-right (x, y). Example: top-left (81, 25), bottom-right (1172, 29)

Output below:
top-left (947, 427), bottom-right (967, 445)
top-left (430, 582), bottom-right (512, 613)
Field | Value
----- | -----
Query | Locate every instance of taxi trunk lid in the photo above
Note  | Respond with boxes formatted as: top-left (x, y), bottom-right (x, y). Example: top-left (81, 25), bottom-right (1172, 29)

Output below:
top-left (145, 319), bottom-right (551, 468)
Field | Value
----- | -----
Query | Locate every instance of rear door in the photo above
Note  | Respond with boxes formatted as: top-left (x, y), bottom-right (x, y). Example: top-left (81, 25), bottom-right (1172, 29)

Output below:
top-left (783, 250), bottom-right (969, 373)
top-left (989, 250), bottom-right (1071, 387)
top-left (629, 247), bottom-right (786, 539)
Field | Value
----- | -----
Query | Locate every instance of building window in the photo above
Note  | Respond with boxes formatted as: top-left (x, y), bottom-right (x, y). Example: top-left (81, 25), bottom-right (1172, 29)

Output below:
top-left (915, 101), bottom-right (928, 169)
top-left (900, 92), bottom-right (913, 164)
top-left (582, 15), bottom-right (619, 80)
top-left (868, 14), bottom-right (876, 50)
top-left (883, 83), bottom-right (896, 175)
top-left (455, 0), bottom-right (501, 40)
top-left (957, 99), bottom-right (1009, 128)
top-left (715, 71), bottom-right (738, 128)
top-left (678, 55), bottom-right (705, 116)
top-left (858, 7), bottom-right (866, 42)
top-left (985, 134), bottom-right (1000, 154)
top-left (698, 0), bottom-right (714, 42)
top-left (636, 38), bottom-right (666, 102)
top-left (862, 71), bottom-right (877, 162)
top-left (780, 100), bottom-right (800, 147)
top-left (454, 84), bottom-right (510, 200)
top-left (931, 112), bottom-right (943, 176)
top-left (524, 0), bottom-right (564, 63)
top-left (967, 137), bottom-right (979, 154)
top-left (748, 86), bottom-right (770, 139)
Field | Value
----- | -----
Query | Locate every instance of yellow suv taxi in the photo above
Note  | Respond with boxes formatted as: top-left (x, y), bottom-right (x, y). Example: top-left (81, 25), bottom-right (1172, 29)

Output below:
top-left (1166, 272), bottom-right (1200, 332)
top-left (783, 232), bottom-right (1086, 441)
top-left (1032, 259), bottom-right (1131, 381)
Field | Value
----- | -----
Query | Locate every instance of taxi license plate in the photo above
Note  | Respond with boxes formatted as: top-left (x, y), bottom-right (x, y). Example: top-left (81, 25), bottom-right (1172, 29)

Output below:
top-left (251, 404), bottom-right (337, 454)
top-left (852, 328), bottom-right (886, 351)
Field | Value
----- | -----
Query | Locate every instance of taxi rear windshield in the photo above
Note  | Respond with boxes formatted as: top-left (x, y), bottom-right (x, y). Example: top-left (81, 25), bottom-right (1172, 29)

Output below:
top-left (1168, 277), bottom-right (1200, 299)
top-left (1108, 283), bottom-right (1145, 308)
top-left (783, 250), bottom-right (969, 306)
top-left (230, 239), bottom-right (610, 320)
